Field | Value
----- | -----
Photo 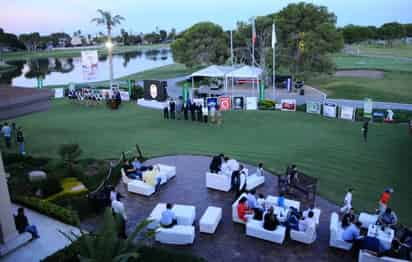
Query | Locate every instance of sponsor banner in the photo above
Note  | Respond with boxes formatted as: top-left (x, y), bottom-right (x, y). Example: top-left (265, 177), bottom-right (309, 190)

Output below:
top-left (281, 99), bottom-right (296, 112)
top-left (323, 102), bottom-right (337, 118)
top-left (219, 96), bottom-right (231, 111)
top-left (246, 97), bottom-right (258, 110)
top-left (275, 104), bottom-right (282, 110)
top-left (54, 88), bottom-right (64, 98)
top-left (364, 98), bottom-right (373, 119)
top-left (232, 96), bottom-right (244, 110)
top-left (306, 101), bottom-right (321, 114)
top-left (81, 50), bottom-right (98, 80)
top-left (207, 97), bottom-right (218, 110)
top-left (340, 106), bottom-right (354, 120)
top-left (120, 91), bottom-right (130, 101)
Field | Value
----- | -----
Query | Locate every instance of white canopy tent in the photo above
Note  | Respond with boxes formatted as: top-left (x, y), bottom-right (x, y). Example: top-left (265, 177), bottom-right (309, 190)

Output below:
top-left (225, 65), bottom-right (263, 95)
top-left (190, 65), bottom-right (237, 90)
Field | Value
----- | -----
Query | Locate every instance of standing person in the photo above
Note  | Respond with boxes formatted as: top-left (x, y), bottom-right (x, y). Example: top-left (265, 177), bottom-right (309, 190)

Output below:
top-left (340, 188), bottom-right (353, 214)
top-left (183, 103), bottom-right (189, 120)
top-left (342, 208), bottom-right (356, 228)
top-left (112, 194), bottom-right (127, 238)
top-left (16, 127), bottom-right (25, 155)
top-left (1, 122), bottom-right (12, 148)
top-left (202, 105), bottom-right (208, 123)
top-left (196, 104), bottom-right (203, 122)
top-left (163, 106), bottom-right (169, 119)
top-left (169, 99), bottom-right (176, 120)
top-left (190, 102), bottom-right (196, 121)
top-left (14, 207), bottom-right (40, 239)
top-left (362, 120), bottom-right (369, 142)
top-left (378, 188), bottom-right (393, 214)
top-left (176, 97), bottom-right (183, 120)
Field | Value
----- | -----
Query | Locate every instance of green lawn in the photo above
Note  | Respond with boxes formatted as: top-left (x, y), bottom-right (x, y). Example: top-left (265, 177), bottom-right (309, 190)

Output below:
top-left (333, 54), bottom-right (412, 72)
top-left (2, 100), bottom-right (412, 225)
top-left (308, 71), bottom-right (412, 103)
top-left (2, 44), bottom-right (169, 62)
top-left (358, 44), bottom-right (412, 58)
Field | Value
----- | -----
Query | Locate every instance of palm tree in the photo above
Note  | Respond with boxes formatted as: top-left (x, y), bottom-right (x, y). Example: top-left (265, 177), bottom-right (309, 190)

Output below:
top-left (91, 9), bottom-right (124, 87)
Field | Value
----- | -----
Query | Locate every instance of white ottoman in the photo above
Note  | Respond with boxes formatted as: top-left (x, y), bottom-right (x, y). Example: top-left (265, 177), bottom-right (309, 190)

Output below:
top-left (246, 174), bottom-right (265, 191)
top-left (359, 212), bottom-right (379, 229)
top-left (127, 180), bottom-right (155, 196)
top-left (155, 225), bottom-right (195, 245)
top-left (28, 170), bottom-right (47, 182)
top-left (200, 206), bottom-right (222, 234)
top-left (206, 172), bottom-right (231, 192)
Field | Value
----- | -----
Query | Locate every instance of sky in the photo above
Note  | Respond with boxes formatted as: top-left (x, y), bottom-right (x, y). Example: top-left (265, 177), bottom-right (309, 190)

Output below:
top-left (1, 0), bottom-right (411, 36)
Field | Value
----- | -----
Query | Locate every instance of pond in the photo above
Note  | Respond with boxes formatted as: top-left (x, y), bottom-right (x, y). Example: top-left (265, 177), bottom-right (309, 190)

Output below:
top-left (0, 49), bottom-right (174, 87)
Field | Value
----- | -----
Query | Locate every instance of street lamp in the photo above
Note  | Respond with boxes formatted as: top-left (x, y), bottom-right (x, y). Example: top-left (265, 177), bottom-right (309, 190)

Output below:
top-left (105, 41), bottom-right (114, 88)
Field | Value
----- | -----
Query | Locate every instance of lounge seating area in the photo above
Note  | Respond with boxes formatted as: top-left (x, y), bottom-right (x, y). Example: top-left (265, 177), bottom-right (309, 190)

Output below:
top-left (329, 212), bottom-right (353, 250)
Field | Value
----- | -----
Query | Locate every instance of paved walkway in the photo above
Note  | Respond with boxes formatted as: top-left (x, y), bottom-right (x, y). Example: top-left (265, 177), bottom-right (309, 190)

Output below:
top-left (83, 155), bottom-right (353, 262)
top-left (1, 205), bottom-right (80, 262)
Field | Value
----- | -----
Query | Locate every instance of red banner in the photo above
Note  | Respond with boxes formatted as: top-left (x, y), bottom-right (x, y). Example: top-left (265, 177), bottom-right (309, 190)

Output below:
top-left (219, 96), bottom-right (231, 111)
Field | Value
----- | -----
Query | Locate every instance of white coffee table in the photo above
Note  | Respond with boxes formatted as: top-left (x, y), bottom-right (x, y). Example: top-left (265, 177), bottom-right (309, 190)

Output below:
top-left (367, 224), bottom-right (394, 250)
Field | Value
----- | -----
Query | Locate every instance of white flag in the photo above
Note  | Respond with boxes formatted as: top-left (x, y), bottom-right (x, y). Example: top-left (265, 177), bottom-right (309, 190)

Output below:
top-left (272, 23), bottom-right (277, 48)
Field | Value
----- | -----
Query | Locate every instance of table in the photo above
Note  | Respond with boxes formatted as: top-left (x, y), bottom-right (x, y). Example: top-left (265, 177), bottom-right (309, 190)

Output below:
top-left (367, 224), bottom-right (394, 250)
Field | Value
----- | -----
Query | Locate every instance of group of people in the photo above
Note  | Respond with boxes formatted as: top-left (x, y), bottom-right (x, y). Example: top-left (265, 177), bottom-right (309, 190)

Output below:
top-left (338, 187), bottom-right (410, 260)
top-left (209, 153), bottom-right (264, 197)
top-left (237, 190), bottom-right (316, 234)
top-left (163, 97), bottom-right (222, 125)
top-left (1, 122), bottom-right (25, 155)
top-left (122, 158), bottom-right (163, 193)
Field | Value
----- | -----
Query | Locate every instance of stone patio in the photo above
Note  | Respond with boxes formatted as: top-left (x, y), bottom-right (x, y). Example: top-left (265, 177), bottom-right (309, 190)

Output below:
top-left (83, 155), bottom-right (354, 262)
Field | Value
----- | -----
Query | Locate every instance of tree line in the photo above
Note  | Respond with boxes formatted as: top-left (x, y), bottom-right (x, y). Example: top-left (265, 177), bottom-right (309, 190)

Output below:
top-left (341, 23), bottom-right (412, 45)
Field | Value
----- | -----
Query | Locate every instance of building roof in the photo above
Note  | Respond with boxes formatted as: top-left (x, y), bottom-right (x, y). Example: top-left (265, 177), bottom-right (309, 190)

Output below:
top-left (226, 66), bottom-right (263, 79)
top-left (190, 65), bottom-right (239, 78)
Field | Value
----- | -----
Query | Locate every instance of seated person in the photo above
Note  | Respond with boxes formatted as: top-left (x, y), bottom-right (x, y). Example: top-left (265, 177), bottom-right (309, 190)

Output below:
top-left (379, 239), bottom-right (411, 261)
top-left (142, 166), bottom-right (162, 192)
top-left (377, 208), bottom-right (398, 228)
top-left (123, 160), bottom-right (142, 180)
top-left (277, 193), bottom-right (285, 208)
top-left (256, 163), bottom-right (264, 176)
top-left (227, 157), bottom-right (239, 174)
top-left (263, 207), bottom-right (279, 231)
top-left (257, 194), bottom-right (266, 210)
top-left (209, 154), bottom-right (224, 173)
top-left (237, 197), bottom-right (253, 223)
top-left (342, 208), bottom-right (356, 228)
top-left (220, 157), bottom-right (230, 175)
top-left (160, 203), bottom-right (177, 228)
top-left (298, 211), bottom-right (316, 232)
top-left (282, 207), bottom-right (300, 231)
top-left (342, 221), bottom-right (362, 243)
top-left (14, 207), bottom-right (39, 239)
top-left (132, 157), bottom-right (142, 170)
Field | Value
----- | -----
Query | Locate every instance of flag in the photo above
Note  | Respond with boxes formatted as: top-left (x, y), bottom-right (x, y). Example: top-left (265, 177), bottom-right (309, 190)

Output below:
top-left (272, 23), bottom-right (277, 48)
top-left (252, 18), bottom-right (256, 45)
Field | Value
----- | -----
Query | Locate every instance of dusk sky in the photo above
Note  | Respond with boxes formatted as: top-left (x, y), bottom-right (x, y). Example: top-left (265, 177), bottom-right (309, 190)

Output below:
top-left (1, 0), bottom-right (411, 36)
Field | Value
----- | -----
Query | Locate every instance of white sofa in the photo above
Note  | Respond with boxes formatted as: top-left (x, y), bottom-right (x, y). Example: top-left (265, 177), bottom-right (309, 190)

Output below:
top-left (358, 250), bottom-right (410, 262)
top-left (206, 172), bottom-right (231, 192)
top-left (303, 208), bottom-right (322, 225)
top-left (329, 212), bottom-right (352, 250)
top-left (232, 193), bottom-right (248, 224)
top-left (246, 220), bottom-right (286, 244)
top-left (359, 212), bottom-right (379, 229)
top-left (122, 164), bottom-right (176, 196)
top-left (290, 226), bottom-right (317, 244)
top-left (148, 203), bottom-right (196, 229)
top-left (265, 195), bottom-right (301, 210)
top-left (155, 225), bottom-right (195, 245)
top-left (200, 206), bottom-right (222, 234)
top-left (246, 174), bottom-right (265, 191)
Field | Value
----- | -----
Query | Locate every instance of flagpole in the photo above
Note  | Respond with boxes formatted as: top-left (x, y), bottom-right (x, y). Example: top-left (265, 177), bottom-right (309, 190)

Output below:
top-left (252, 17), bottom-right (255, 67)
top-left (230, 30), bottom-right (234, 66)
top-left (272, 23), bottom-right (276, 100)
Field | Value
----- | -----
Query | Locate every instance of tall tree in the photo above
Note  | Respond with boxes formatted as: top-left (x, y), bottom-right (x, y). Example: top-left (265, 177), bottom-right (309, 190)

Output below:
top-left (379, 22), bottom-right (406, 47)
top-left (171, 22), bottom-right (229, 67)
top-left (19, 32), bottom-right (41, 51)
top-left (91, 9), bottom-right (124, 87)
top-left (159, 30), bottom-right (167, 42)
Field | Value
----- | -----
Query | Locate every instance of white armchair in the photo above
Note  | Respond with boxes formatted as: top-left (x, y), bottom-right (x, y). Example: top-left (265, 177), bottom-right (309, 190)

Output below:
top-left (290, 226), bottom-right (317, 244)
top-left (206, 172), bottom-right (231, 192)
top-left (329, 212), bottom-right (352, 250)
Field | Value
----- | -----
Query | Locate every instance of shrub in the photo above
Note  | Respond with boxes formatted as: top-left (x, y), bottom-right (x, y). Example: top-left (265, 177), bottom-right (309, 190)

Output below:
top-left (130, 85), bottom-right (144, 100)
top-left (13, 196), bottom-right (79, 226)
top-left (258, 99), bottom-right (276, 110)
top-left (52, 195), bottom-right (92, 219)
top-left (40, 176), bottom-right (63, 198)
top-left (58, 144), bottom-right (82, 176)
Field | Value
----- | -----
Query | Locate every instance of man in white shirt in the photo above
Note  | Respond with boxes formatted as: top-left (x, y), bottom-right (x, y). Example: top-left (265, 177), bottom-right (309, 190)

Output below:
top-left (227, 158), bottom-right (240, 173)
top-left (340, 188), bottom-right (353, 214)
top-left (111, 194), bottom-right (127, 238)
top-left (298, 211), bottom-right (316, 232)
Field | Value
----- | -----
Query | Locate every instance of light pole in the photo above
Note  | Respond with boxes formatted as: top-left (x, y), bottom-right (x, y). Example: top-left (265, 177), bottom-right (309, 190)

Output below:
top-left (105, 40), bottom-right (114, 88)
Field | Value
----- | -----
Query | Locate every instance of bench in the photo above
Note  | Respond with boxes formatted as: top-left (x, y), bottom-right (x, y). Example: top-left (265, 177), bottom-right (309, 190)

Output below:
top-left (265, 195), bottom-right (301, 210)
top-left (200, 206), bottom-right (222, 234)
top-left (148, 203), bottom-right (196, 229)
top-left (246, 220), bottom-right (286, 244)
top-left (358, 250), bottom-right (410, 262)
top-left (246, 174), bottom-right (265, 191)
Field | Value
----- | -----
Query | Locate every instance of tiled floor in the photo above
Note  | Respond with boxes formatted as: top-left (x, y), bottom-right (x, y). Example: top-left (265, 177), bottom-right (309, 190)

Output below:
top-left (83, 155), bottom-right (354, 262)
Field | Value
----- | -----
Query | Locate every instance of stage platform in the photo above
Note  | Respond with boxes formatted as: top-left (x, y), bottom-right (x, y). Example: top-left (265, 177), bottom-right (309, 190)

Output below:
top-left (137, 99), bottom-right (168, 110)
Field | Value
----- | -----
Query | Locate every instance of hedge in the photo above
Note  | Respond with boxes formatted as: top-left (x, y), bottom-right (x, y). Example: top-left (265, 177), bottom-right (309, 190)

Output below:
top-left (13, 196), bottom-right (79, 226)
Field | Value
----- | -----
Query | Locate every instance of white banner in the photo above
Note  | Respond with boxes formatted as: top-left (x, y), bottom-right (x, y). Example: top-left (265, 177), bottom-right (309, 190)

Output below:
top-left (246, 97), bottom-right (258, 110)
top-left (81, 50), bottom-right (98, 81)
top-left (306, 101), bottom-right (321, 114)
top-left (193, 98), bottom-right (204, 106)
top-left (281, 99), bottom-right (296, 112)
top-left (54, 88), bottom-right (64, 99)
top-left (323, 103), bottom-right (337, 118)
top-left (119, 91), bottom-right (130, 101)
top-left (340, 106), bottom-right (354, 120)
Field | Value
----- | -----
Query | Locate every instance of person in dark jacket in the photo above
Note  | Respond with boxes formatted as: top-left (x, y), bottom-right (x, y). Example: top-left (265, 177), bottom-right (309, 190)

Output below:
top-left (183, 103), bottom-right (189, 120)
top-left (362, 120), bottom-right (369, 142)
top-left (163, 106), bottom-right (169, 119)
top-left (169, 99), bottom-right (176, 119)
top-left (16, 127), bottom-right (25, 155)
top-left (263, 207), bottom-right (280, 230)
top-left (190, 103), bottom-right (196, 121)
top-left (209, 154), bottom-right (224, 173)
top-left (14, 207), bottom-right (39, 239)
top-left (196, 104), bottom-right (203, 122)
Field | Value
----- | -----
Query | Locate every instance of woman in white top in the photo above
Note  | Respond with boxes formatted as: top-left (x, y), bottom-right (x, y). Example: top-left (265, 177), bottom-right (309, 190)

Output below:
top-left (256, 163), bottom-right (264, 176)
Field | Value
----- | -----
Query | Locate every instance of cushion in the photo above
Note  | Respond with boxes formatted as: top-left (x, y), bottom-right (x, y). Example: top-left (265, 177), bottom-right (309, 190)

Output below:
top-left (127, 180), bottom-right (155, 196)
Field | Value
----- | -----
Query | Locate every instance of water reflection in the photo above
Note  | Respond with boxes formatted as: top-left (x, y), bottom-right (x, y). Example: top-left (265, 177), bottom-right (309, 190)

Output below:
top-left (0, 49), bottom-right (173, 87)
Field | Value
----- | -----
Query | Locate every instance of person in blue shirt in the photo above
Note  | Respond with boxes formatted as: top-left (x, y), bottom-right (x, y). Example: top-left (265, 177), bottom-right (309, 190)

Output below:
top-left (342, 221), bottom-right (362, 243)
top-left (132, 157), bottom-right (142, 170)
top-left (160, 203), bottom-right (177, 228)
top-left (278, 193), bottom-right (285, 208)
top-left (1, 122), bottom-right (12, 148)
